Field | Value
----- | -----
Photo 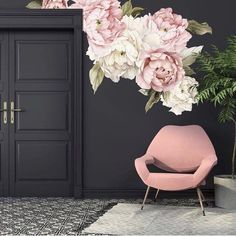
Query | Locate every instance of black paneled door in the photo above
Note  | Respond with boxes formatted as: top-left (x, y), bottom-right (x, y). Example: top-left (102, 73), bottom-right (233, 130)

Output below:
top-left (0, 32), bottom-right (9, 197)
top-left (0, 30), bottom-right (74, 196)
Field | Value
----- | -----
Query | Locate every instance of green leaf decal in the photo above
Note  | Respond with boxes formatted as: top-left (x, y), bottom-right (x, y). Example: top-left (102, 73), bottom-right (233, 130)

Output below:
top-left (145, 90), bottom-right (160, 113)
top-left (26, 0), bottom-right (42, 9)
top-left (131, 7), bottom-right (144, 18)
top-left (121, 0), bottom-right (133, 16)
top-left (187, 20), bottom-right (212, 35)
top-left (184, 66), bottom-right (196, 76)
top-left (183, 53), bottom-right (199, 67)
top-left (139, 89), bottom-right (150, 96)
top-left (89, 63), bottom-right (105, 94)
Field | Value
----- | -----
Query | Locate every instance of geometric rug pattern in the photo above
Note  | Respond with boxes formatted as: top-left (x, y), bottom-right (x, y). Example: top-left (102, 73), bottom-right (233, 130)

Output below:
top-left (0, 198), bottom-right (111, 235)
top-left (0, 198), bottom-right (214, 235)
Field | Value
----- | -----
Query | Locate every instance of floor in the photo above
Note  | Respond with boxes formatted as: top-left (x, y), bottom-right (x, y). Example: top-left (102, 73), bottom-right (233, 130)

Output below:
top-left (0, 198), bottom-right (214, 235)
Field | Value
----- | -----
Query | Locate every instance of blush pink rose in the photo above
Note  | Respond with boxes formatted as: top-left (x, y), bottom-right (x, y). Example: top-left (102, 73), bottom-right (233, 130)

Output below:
top-left (136, 50), bottom-right (185, 92)
top-left (152, 8), bottom-right (192, 52)
top-left (42, 0), bottom-right (68, 8)
top-left (70, 0), bottom-right (125, 56)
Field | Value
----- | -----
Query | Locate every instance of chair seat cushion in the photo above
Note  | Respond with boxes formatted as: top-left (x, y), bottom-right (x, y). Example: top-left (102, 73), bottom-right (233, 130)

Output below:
top-left (147, 173), bottom-right (204, 191)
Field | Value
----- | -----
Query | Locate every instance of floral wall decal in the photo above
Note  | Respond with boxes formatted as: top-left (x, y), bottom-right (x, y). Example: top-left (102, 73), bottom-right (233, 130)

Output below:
top-left (41, 0), bottom-right (68, 8)
top-left (27, 0), bottom-right (212, 114)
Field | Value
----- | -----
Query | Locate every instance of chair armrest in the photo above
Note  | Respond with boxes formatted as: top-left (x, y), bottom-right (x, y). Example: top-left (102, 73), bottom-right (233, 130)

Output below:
top-left (193, 155), bottom-right (217, 186)
top-left (134, 154), bottom-right (155, 183)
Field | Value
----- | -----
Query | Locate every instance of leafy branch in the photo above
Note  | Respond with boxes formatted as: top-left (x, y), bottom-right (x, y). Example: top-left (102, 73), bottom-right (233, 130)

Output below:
top-left (197, 35), bottom-right (236, 178)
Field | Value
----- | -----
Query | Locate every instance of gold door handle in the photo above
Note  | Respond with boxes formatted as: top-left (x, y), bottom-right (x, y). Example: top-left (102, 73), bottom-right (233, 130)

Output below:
top-left (0, 102), bottom-right (7, 124)
top-left (11, 108), bottom-right (22, 112)
top-left (11, 102), bottom-right (23, 124)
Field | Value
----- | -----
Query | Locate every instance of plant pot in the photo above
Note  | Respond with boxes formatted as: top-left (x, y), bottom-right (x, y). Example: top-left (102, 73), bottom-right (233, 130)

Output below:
top-left (214, 175), bottom-right (236, 209)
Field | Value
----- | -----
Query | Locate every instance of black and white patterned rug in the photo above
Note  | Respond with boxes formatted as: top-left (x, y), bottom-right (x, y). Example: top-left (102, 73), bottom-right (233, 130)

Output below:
top-left (0, 198), bottom-right (214, 235)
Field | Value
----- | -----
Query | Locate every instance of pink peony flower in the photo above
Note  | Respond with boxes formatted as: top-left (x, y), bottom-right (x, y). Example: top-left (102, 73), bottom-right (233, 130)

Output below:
top-left (136, 50), bottom-right (185, 92)
top-left (70, 0), bottom-right (121, 19)
top-left (42, 0), bottom-right (68, 9)
top-left (152, 8), bottom-right (192, 52)
top-left (70, 0), bottom-right (125, 57)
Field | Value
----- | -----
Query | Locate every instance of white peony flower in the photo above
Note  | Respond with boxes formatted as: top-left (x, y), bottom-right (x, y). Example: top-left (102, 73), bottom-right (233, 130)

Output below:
top-left (86, 15), bottom-right (164, 82)
top-left (97, 30), bottom-right (141, 82)
top-left (86, 15), bottom-right (143, 62)
top-left (122, 15), bottom-right (163, 52)
top-left (161, 76), bottom-right (199, 115)
top-left (87, 17), bottom-right (142, 82)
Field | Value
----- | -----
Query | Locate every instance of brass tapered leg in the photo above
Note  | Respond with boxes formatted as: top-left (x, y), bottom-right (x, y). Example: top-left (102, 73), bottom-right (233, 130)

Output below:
top-left (199, 188), bottom-right (208, 206)
top-left (197, 187), bottom-right (205, 216)
top-left (198, 188), bottom-right (205, 201)
top-left (141, 186), bottom-right (150, 210)
top-left (154, 189), bottom-right (160, 202)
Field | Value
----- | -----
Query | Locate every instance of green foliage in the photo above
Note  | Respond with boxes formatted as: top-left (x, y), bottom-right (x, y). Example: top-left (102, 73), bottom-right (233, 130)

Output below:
top-left (184, 65), bottom-right (196, 76)
top-left (187, 20), bottom-right (212, 35)
top-left (26, 0), bottom-right (42, 9)
top-left (145, 90), bottom-right (160, 113)
top-left (121, 0), bottom-right (144, 18)
top-left (197, 36), bottom-right (236, 123)
top-left (89, 63), bottom-right (105, 94)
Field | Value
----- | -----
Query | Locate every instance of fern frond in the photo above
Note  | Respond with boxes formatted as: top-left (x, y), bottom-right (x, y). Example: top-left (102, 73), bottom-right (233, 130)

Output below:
top-left (212, 87), bottom-right (234, 106)
top-left (218, 98), bottom-right (236, 123)
top-left (197, 35), bottom-right (236, 123)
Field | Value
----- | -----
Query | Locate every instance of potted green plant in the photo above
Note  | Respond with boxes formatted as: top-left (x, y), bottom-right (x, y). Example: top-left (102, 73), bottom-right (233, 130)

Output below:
top-left (197, 35), bottom-right (236, 209)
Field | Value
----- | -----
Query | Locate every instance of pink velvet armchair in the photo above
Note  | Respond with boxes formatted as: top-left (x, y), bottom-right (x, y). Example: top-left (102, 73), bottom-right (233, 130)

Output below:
top-left (135, 125), bottom-right (217, 216)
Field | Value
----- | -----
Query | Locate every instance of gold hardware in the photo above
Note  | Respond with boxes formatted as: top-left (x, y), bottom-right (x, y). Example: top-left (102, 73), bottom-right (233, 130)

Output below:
top-left (11, 101), bottom-right (22, 124)
top-left (0, 102), bottom-right (7, 124)
top-left (12, 108), bottom-right (22, 112)
top-left (10, 102), bottom-right (14, 124)
top-left (3, 102), bottom-right (7, 124)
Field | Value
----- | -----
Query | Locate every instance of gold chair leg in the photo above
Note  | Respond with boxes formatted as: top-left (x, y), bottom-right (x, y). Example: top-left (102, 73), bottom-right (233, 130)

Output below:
top-left (154, 189), bottom-right (160, 202)
top-left (199, 188), bottom-right (207, 201)
top-left (199, 188), bottom-right (209, 207)
top-left (197, 187), bottom-right (205, 216)
top-left (141, 186), bottom-right (150, 210)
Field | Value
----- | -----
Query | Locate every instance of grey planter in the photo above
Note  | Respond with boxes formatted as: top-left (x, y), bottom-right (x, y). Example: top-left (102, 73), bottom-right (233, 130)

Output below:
top-left (214, 175), bottom-right (236, 209)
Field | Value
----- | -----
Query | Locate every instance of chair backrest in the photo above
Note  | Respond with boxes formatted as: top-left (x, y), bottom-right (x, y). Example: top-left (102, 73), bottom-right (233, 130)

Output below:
top-left (147, 125), bottom-right (216, 172)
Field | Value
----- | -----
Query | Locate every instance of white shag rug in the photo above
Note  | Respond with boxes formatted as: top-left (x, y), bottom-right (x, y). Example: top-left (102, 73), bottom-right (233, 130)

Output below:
top-left (82, 203), bottom-right (236, 235)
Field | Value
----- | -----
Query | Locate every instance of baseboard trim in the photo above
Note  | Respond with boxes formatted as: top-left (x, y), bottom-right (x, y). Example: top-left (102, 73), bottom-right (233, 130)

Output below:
top-left (82, 188), bottom-right (214, 199)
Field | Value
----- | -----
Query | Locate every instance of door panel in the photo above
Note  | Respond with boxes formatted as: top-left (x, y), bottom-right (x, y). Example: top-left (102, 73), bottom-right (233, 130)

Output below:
top-left (16, 141), bottom-right (69, 180)
top-left (16, 92), bottom-right (69, 131)
top-left (9, 30), bottom-right (74, 196)
top-left (0, 32), bottom-right (9, 196)
top-left (16, 41), bottom-right (69, 81)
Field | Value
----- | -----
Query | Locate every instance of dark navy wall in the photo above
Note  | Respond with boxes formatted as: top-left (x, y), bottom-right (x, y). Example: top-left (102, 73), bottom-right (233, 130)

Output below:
top-left (1, 0), bottom-right (235, 196)
top-left (82, 0), bottom-right (235, 195)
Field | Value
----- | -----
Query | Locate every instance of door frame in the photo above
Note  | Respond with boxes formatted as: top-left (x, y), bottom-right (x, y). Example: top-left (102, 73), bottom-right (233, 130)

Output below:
top-left (0, 9), bottom-right (83, 198)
